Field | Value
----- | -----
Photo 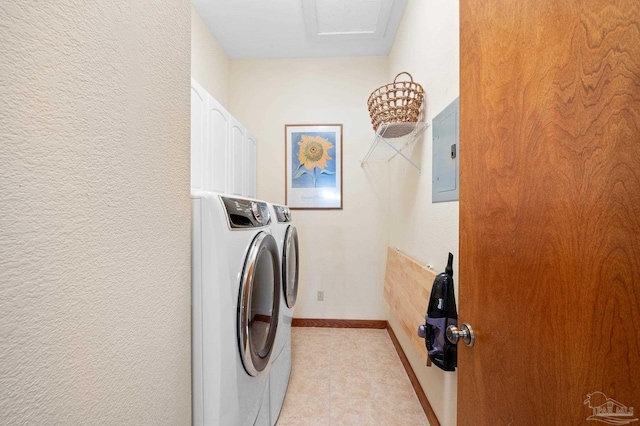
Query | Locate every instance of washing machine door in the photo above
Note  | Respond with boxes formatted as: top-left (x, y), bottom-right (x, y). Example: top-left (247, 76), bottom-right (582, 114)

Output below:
top-left (238, 231), bottom-right (280, 376)
top-left (282, 225), bottom-right (299, 309)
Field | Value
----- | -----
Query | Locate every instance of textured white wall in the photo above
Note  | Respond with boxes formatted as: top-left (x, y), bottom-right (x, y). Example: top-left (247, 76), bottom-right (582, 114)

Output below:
top-left (0, 1), bottom-right (192, 424)
top-left (191, 6), bottom-right (231, 109)
top-left (387, 1), bottom-right (460, 425)
top-left (229, 57), bottom-right (391, 320)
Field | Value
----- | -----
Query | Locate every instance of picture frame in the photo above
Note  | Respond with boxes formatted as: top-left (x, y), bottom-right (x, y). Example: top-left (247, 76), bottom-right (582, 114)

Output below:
top-left (285, 124), bottom-right (343, 210)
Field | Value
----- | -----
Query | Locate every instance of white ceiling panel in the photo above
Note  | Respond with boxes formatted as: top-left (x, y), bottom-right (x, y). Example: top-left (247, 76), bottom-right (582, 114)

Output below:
top-left (193, 0), bottom-right (407, 59)
top-left (314, 0), bottom-right (382, 34)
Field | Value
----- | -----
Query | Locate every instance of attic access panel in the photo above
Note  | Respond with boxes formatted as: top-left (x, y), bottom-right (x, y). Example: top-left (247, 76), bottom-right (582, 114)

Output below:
top-left (432, 98), bottom-right (459, 203)
top-left (301, 0), bottom-right (395, 41)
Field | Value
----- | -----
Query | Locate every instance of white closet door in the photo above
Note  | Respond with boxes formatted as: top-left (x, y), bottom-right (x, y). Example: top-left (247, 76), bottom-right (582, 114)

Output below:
top-left (191, 79), bottom-right (258, 198)
top-left (228, 116), bottom-right (245, 197)
top-left (244, 131), bottom-right (257, 199)
top-left (190, 79), bottom-right (208, 190)
top-left (206, 96), bottom-right (229, 193)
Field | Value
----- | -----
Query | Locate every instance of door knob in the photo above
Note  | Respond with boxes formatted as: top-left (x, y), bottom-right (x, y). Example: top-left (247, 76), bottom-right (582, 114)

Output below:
top-left (446, 323), bottom-right (475, 347)
top-left (417, 324), bottom-right (427, 339)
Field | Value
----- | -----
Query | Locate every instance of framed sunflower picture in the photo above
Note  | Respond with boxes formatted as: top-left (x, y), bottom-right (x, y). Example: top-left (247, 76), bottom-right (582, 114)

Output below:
top-left (285, 124), bottom-right (343, 209)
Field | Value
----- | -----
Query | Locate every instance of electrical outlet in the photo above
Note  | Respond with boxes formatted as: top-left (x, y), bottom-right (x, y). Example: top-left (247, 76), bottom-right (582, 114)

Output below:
top-left (317, 290), bottom-right (324, 302)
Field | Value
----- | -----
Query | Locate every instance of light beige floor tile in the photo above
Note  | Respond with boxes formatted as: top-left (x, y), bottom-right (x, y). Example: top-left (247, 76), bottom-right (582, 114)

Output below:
top-left (363, 352), bottom-right (405, 372)
top-left (330, 369), bottom-right (374, 399)
top-left (330, 397), bottom-right (378, 426)
top-left (292, 338), bottom-right (328, 356)
top-left (375, 398), bottom-right (430, 426)
top-left (365, 339), bottom-right (404, 358)
top-left (287, 365), bottom-right (330, 397)
top-left (276, 393), bottom-right (330, 426)
top-left (330, 349), bottom-right (368, 372)
top-left (292, 346), bottom-right (333, 370)
top-left (370, 373), bottom-right (418, 401)
top-left (277, 327), bottom-right (430, 426)
top-left (293, 326), bottom-right (333, 341)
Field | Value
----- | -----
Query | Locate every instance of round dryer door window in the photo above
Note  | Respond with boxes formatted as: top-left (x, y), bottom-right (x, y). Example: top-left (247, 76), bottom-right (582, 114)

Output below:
top-left (283, 225), bottom-right (299, 309)
top-left (238, 232), bottom-right (280, 376)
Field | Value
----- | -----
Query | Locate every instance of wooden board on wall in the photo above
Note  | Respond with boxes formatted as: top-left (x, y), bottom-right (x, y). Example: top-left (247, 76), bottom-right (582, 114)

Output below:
top-left (384, 247), bottom-right (438, 364)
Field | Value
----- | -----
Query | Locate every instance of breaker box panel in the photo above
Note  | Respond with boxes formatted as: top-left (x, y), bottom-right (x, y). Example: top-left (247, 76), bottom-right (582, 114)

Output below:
top-left (432, 98), bottom-right (459, 203)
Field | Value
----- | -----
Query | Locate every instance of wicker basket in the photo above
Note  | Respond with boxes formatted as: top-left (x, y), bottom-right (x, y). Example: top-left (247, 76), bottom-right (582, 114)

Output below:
top-left (367, 72), bottom-right (424, 135)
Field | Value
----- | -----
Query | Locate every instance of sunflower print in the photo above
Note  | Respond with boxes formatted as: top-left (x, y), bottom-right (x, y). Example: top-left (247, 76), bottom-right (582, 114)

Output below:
top-left (297, 135), bottom-right (333, 170)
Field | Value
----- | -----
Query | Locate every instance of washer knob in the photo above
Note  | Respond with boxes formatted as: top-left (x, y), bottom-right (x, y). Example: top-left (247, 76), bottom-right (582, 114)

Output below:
top-left (251, 202), bottom-right (262, 223)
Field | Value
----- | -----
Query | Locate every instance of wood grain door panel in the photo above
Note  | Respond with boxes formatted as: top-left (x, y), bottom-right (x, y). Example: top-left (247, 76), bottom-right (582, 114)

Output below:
top-left (459, 0), bottom-right (640, 423)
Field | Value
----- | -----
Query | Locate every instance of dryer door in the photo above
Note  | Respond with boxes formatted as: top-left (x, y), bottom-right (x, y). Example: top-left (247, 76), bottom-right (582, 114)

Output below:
top-left (238, 232), bottom-right (280, 376)
top-left (282, 225), bottom-right (299, 309)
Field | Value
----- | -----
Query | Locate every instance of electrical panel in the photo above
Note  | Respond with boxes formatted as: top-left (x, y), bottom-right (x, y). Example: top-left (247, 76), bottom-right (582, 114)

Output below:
top-left (432, 97), bottom-right (459, 203)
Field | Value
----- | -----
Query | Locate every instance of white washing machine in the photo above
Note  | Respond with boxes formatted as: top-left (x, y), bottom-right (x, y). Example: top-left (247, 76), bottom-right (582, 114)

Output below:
top-left (267, 204), bottom-right (299, 426)
top-left (192, 191), bottom-right (280, 426)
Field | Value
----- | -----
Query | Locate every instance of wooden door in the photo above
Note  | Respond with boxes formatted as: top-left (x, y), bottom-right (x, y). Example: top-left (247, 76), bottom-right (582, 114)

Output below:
top-left (459, 1), bottom-right (640, 424)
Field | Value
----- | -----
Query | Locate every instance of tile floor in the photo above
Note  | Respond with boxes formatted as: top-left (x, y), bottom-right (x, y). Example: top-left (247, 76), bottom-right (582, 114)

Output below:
top-left (275, 327), bottom-right (430, 426)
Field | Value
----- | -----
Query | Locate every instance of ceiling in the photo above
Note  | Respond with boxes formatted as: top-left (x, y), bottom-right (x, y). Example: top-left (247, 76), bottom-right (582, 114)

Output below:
top-left (193, 0), bottom-right (408, 59)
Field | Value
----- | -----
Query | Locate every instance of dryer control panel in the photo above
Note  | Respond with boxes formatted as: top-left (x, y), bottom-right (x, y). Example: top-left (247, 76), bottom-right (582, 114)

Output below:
top-left (221, 197), bottom-right (271, 229)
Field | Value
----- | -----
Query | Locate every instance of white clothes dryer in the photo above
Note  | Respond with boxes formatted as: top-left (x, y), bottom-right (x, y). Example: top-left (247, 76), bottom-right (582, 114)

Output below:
top-left (267, 204), bottom-right (299, 425)
top-left (192, 191), bottom-right (280, 426)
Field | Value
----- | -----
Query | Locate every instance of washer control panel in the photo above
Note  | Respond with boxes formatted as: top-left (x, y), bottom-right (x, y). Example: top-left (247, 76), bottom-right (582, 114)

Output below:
top-left (221, 196), bottom-right (271, 228)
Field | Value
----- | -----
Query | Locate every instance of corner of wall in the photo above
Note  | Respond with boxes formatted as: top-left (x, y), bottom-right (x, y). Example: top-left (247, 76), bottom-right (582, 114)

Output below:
top-left (191, 5), bottom-right (231, 108)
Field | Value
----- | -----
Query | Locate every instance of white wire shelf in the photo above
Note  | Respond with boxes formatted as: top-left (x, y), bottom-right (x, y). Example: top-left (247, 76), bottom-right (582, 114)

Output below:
top-left (360, 122), bottom-right (429, 173)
